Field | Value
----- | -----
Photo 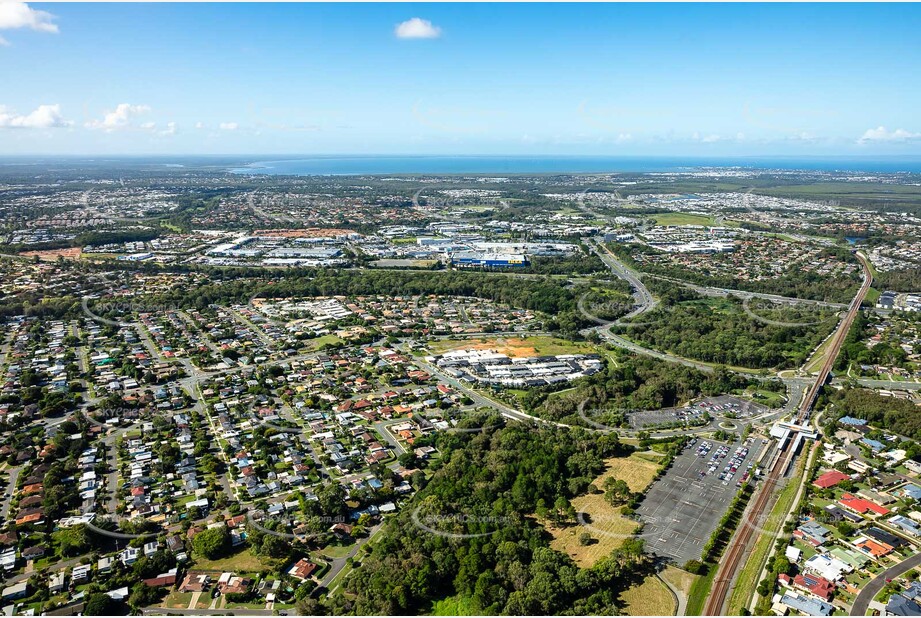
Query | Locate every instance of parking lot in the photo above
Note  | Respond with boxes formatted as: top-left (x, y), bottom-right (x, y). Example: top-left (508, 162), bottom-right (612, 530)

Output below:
top-left (628, 395), bottom-right (768, 430)
top-left (637, 436), bottom-right (761, 564)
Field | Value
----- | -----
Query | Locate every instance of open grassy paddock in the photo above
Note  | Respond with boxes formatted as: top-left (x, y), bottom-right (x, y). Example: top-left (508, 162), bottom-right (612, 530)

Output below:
top-left (542, 453), bottom-right (664, 568)
top-left (619, 575), bottom-right (676, 616)
top-left (652, 213), bottom-right (716, 227)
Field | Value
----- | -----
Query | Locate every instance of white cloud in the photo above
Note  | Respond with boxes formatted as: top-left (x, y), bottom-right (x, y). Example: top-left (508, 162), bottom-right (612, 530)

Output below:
top-left (194, 122), bottom-right (204, 129)
top-left (219, 122), bottom-right (238, 131)
top-left (615, 133), bottom-right (633, 143)
top-left (858, 126), bottom-right (921, 144)
top-left (85, 103), bottom-right (151, 131)
top-left (395, 18), bottom-right (441, 39)
top-left (0, 103), bottom-right (71, 129)
top-left (701, 134), bottom-right (721, 143)
top-left (138, 121), bottom-right (177, 137)
top-left (0, 2), bottom-right (58, 46)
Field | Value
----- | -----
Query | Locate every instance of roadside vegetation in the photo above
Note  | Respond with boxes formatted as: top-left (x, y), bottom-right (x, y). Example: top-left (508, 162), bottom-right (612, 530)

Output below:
top-left (521, 348), bottom-right (781, 427)
top-left (619, 296), bottom-right (838, 370)
top-left (608, 242), bottom-right (861, 303)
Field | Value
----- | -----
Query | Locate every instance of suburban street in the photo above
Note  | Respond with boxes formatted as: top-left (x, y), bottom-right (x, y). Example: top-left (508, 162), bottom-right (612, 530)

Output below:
top-left (852, 553), bottom-right (921, 616)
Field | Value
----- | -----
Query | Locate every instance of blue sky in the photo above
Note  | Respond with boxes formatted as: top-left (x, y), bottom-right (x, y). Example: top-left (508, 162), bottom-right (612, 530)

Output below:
top-left (1, 2), bottom-right (920, 156)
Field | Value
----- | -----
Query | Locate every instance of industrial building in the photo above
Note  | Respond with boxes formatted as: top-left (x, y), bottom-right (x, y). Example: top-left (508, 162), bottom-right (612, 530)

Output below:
top-left (450, 252), bottom-right (529, 268)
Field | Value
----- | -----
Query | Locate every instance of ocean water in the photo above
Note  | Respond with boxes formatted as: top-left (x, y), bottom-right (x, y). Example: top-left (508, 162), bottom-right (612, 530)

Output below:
top-left (228, 155), bottom-right (921, 176)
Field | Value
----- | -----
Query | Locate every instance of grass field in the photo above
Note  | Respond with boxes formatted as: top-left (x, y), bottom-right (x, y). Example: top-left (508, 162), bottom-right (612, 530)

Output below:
top-left (321, 542), bottom-right (359, 559)
top-left (301, 333), bottom-right (344, 351)
top-left (633, 451), bottom-right (668, 464)
top-left (739, 387), bottom-right (786, 408)
top-left (160, 589), bottom-right (196, 609)
top-left (191, 547), bottom-right (276, 573)
top-left (661, 565), bottom-right (697, 598)
top-left (427, 335), bottom-right (594, 358)
top-left (544, 453), bottom-right (663, 568)
top-left (685, 565), bottom-right (717, 616)
top-left (600, 453), bottom-right (664, 492)
top-left (545, 494), bottom-right (638, 568)
top-left (429, 594), bottom-right (480, 616)
top-left (652, 213), bottom-right (715, 227)
top-left (619, 575), bottom-right (676, 616)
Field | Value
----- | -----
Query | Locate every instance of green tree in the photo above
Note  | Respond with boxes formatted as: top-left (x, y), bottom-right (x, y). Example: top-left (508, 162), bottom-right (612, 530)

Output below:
top-left (85, 593), bottom-right (121, 616)
top-left (54, 525), bottom-right (90, 557)
top-left (603, 477), bottom-right (632, 506)
top-left (192, 526), bottom-right (230, 559)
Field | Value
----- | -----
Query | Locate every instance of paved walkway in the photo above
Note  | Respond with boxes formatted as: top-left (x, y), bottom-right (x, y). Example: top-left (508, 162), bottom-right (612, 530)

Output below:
top-left (658, 572), bottom-right (685, 616)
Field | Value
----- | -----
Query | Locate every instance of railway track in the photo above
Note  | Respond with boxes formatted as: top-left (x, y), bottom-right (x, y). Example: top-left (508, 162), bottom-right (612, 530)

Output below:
top-left (703, 252), bottom-right (872, 615)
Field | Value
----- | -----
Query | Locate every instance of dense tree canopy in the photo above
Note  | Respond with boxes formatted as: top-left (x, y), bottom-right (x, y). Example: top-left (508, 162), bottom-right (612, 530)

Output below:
top-left (326, 420), bottom-right (649, 615)
top-left (192, 526), bottom-right (231, 559)
top-left (621, 297), bottom-right (837, 369)
top-left (828, 388), bottom-right (921, 444)
top-left (521, 353), bottom-right (774, 426)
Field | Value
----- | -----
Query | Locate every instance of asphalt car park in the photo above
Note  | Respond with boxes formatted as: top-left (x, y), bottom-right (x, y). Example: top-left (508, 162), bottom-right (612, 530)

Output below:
top-left (628, 395), bottom-right (768, 430)
top-left (637, 436), bottom-right (758, 564)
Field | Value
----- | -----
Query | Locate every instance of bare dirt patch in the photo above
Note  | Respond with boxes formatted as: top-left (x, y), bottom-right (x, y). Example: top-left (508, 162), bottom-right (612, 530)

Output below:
top-left (20, 247), bottom-right (82, 261)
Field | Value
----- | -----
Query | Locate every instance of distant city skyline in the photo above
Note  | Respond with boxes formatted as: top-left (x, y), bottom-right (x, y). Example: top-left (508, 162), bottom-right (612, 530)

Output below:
top-left (1, 2), bottom-right (921, 156)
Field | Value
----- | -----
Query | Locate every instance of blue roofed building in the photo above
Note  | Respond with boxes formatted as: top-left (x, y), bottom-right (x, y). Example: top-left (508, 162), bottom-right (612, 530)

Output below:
top-left (900, 484), bottom-right (921, 501)
top-left (795, 520), bottom-right (832, 547)
top-left (862, 438), bottom-right (886, 452)
top-left (780, 592), bottom-right (835, 616)
top-left (890, 515), bottom-right (921, 538)
top-left (902, 580), bottom-right (921, 602)
top-left (886, 593), bottom-right (921, 616)
top-left (839, 416), bottom-right (868, 427)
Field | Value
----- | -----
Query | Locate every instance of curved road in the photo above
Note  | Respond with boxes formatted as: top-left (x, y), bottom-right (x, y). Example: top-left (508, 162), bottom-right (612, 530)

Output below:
top-left (852, 553), bottom-right (921, 616)
top-left (588, 238), bottom-right (658, 324)
top-left (643, 273), bottom-right (849, 309)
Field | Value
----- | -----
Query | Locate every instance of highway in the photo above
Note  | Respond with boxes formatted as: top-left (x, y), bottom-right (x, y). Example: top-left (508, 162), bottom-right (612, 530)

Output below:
top-left (703, 251), bottom-right (873, 616)
top-left (643, 273), bottom-right (849, 309)
top-left (843, 377), bottom-right (921, 391)
top-left (588, 238), bottom-right (658, 323)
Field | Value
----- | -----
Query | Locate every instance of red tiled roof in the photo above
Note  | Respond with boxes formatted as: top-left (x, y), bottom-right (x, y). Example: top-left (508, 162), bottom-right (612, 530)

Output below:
top-left (840, 493), bottom-right (890, 516)
top-left (857, 538), bottom-right (893, 557)
top-left (813, 470), bottom-right (850, 489)
top-left (793, 574), bottom-right (835, 600)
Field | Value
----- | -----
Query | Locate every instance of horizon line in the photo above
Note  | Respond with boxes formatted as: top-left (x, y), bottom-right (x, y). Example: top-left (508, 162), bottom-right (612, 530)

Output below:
top-left (3, 153), bottom-right (921, 160)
